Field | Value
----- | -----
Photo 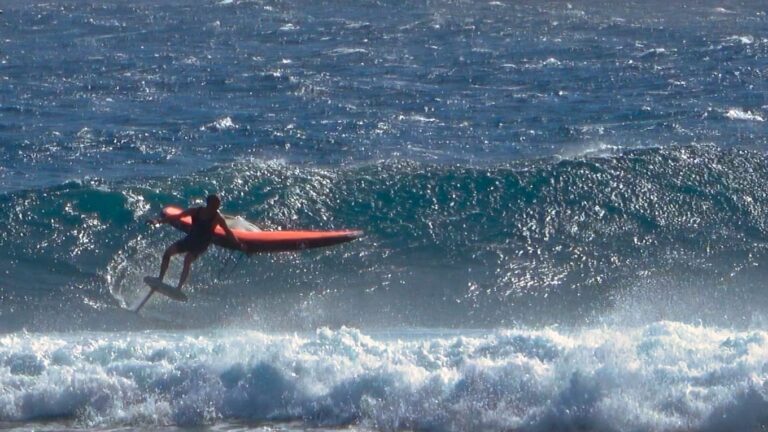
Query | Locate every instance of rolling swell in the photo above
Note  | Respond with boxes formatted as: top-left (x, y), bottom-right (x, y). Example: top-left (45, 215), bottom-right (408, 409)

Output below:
top-left (2, 145), bottom-right (768, 331)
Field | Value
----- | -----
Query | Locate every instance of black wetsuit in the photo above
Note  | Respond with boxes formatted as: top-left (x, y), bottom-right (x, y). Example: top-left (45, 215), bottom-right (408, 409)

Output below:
top-left (174, 207), bottom-right (217, 255)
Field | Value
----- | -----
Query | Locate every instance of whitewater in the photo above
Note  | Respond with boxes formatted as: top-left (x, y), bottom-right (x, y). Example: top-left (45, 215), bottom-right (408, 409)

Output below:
top-left (3, 323), bottom-right (768, 431)
top-left (3, 0), bottom-right (768, 430)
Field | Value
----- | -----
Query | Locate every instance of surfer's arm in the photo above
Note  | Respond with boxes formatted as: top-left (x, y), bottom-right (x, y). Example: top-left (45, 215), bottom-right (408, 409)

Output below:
top-left (216, 214), bottom-right (247, 252)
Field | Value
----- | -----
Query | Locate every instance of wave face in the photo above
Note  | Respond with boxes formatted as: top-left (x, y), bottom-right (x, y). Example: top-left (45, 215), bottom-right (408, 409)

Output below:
top-left (1, 146), bottom-right (768, 331)
top-left (2, 324), bottom-right (768, 431)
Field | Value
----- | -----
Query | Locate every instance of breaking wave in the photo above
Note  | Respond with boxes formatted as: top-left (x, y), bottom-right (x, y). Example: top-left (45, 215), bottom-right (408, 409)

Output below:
top-left (2, 323), bottom-right (768, 431)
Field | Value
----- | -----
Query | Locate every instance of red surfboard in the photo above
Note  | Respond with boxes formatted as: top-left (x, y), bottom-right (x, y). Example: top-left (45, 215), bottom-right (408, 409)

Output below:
top-left (162, 206), bottom-right (362, 253)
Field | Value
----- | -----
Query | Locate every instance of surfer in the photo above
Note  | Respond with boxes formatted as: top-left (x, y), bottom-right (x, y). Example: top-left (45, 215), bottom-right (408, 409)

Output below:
top-left (147, 194), bottom-right (246, 290)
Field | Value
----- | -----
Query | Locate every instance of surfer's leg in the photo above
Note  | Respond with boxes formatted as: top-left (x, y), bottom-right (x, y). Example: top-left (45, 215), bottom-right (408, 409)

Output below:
top-left (177, 252), bottom-right (200, 291)
top-left (160, 243), bottom-right (181, 281)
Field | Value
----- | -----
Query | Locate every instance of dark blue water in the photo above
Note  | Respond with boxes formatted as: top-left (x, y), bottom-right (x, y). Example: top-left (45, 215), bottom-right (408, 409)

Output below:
top-left (3, 0), bottom-right (768, 191)
top-left (2, 0), bottom-right (768, 430)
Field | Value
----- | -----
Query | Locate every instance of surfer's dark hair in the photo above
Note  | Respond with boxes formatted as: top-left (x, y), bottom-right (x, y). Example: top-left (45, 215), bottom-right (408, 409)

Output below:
top-left (206, 194), bottom-right (221, 206)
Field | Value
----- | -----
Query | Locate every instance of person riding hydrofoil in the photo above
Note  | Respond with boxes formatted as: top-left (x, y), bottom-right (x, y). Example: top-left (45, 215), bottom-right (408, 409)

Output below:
top-left (147, 194), bottom-right (246, 290)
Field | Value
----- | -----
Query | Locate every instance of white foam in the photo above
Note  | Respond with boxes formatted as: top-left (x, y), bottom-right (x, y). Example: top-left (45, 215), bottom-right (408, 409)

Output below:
top-left (327, 48), bottom-right (368, 56)
top-left (724, 35), bottom-right (754, 45)
top-left (201, 116), bottom-right (238, 131)
top-left (638, 48), bottom-right (670, 57)
top-left (725, 108), bottom-right (764, 122)
top-left (1, 323), bottom-right (767, 430)
top-left (397, 114), bottom-right (439, 124)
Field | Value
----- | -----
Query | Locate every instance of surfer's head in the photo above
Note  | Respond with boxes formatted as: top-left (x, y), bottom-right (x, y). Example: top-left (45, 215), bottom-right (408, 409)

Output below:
top-left (206, 194), bottom-right (221, 210)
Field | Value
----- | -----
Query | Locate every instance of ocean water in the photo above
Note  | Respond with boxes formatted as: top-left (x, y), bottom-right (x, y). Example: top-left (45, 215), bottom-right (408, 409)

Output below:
top-left (2, 0), bottom-right (768, 430)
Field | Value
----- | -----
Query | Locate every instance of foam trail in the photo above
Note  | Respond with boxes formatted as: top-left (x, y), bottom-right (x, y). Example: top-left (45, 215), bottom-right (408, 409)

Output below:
top-left (1, 323), bottom-right (767, 431)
